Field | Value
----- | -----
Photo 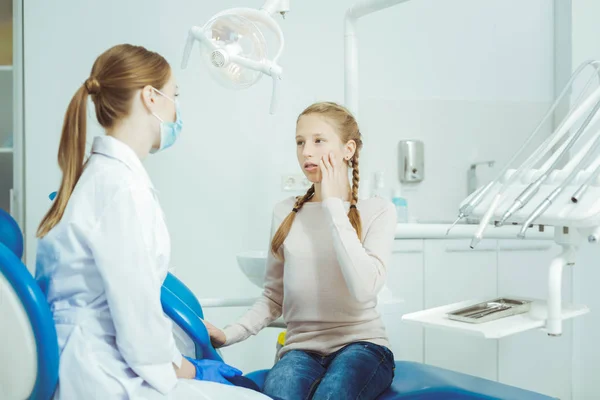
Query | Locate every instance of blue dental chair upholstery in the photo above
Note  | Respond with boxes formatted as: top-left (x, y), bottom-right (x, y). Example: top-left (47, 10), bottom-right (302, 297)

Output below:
top-left (0, 209), bottom-right (556, 400)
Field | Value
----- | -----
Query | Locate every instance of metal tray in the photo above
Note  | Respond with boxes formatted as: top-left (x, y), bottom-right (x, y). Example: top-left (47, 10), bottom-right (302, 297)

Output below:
top-left (447, 298), bottom-right (532, 324)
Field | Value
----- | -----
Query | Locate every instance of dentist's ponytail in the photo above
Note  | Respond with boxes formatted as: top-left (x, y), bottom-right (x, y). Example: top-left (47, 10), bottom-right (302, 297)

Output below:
top-left (36, 85), bottom-right (89, 238)
top-left (37, 44), bottom-right (171, 238)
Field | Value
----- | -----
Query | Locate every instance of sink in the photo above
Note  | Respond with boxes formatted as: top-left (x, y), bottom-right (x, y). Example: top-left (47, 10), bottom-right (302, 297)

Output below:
top-left (236, 250), bottom-right (268, 289)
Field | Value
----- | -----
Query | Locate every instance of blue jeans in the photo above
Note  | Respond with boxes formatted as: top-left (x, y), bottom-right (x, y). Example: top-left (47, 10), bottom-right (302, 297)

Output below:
top-left (229, 376), bottom-right (262, 391)
top-left (263, 342), bottom-right (395, 400)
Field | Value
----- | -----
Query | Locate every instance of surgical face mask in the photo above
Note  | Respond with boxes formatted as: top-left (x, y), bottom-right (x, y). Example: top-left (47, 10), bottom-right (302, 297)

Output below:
top-left (150, 87), bottom-right (183, 154)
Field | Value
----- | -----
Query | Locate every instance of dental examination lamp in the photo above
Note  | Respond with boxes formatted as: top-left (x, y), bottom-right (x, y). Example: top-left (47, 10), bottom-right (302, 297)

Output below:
top-left (181, 0), bottom-right (288, 114)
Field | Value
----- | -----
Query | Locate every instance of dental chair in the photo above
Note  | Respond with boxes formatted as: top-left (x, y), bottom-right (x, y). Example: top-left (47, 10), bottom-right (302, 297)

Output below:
top-left (0, 208), bottom-right (556, 400)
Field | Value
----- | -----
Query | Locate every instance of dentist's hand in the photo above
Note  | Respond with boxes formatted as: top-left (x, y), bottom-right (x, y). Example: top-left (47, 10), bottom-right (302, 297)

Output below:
top-left (203, 320), bottom-right (226, 348)
top-left (184, 356), bottom-right (242, 385)
top-left (319, 152), bottom-right (349, 200)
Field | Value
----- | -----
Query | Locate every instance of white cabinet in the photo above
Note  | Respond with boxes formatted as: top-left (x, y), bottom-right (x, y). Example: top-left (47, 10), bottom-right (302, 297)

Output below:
top-left (386, 240), bottom-right (424, 363)
top-left (423, 239), bottom-right (498, 380)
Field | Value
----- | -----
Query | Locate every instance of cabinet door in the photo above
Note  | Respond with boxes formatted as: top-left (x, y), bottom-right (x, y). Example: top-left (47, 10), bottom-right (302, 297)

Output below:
top-left (386, 240), bottom-right (424, 362)
top-left (424, 239), bottom-right (498, 380)
top-left (497, 240), bottom-right (572, 399)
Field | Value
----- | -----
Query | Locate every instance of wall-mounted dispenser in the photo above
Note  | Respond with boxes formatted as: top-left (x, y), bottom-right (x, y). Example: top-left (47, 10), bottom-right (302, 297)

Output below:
top-left (398, 140), bottom-right (424, 183)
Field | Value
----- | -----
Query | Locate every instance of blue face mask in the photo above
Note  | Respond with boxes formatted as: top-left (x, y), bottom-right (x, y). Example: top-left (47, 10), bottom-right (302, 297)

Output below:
top-left (150, 88), bottom-right (183, 154)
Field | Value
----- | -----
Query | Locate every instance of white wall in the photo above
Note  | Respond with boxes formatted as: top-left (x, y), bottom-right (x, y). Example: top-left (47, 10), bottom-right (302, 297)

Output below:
top-left (571, 1), bottom-right (600, 398)
top-left (346, 0), bottom-right (554, 223)
top-left (23, 0), bottom-right (554, 373)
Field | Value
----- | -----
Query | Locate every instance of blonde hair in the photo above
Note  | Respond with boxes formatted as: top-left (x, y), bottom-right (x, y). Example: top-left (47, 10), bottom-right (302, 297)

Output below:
top-left (37, 44), bottom-right (171, 238)
top-left (270, 102), bottom-right (363, 257)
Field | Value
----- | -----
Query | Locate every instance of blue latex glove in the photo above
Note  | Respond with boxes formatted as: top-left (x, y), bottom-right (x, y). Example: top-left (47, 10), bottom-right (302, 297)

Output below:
top-left (184, 356), bottom-right (242, 385)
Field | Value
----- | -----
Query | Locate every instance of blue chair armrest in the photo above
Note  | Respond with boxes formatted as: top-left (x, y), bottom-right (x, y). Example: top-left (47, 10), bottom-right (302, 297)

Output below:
top-left (161, 273), bottom-right (222, 362)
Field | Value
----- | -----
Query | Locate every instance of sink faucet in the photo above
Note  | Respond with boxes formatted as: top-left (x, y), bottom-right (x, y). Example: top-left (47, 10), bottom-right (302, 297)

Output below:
top-left (467, 161), bottom-right (495, 196)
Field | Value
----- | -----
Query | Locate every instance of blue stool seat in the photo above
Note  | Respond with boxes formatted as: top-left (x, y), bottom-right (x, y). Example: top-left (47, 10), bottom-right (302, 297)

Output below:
top-left (245, 361), bottom-right (556, 399)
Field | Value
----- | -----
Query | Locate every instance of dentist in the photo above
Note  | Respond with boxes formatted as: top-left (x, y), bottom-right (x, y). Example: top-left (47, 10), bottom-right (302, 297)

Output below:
top-left (35, 44), bottom-right (268, 400)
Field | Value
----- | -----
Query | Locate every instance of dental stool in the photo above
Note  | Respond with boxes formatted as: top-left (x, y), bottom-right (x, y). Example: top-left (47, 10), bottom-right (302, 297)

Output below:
top-left (160, 273), bottom-right (557, 399)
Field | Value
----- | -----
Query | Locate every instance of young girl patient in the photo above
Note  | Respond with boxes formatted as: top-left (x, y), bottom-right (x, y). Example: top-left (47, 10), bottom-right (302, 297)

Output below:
top-left (206, 102), bottom-right (397, 400)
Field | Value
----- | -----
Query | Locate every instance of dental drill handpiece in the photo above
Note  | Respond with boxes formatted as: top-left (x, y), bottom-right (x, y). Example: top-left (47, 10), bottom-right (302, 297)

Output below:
top-left (446, 182), bottom-right (494, 236)
top-left (451, 61), bottom-right (600, 239)
top-left (571, 161), bottom-right (600, 203)
top-left (498, 94), bottom-right (600, 227)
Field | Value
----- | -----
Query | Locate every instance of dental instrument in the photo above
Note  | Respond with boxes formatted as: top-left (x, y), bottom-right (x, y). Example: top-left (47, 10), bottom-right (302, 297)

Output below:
top-left (447, 61), bottom-right (600, 239)
top-left (181, 0), bottom-right (289, 114)
top-left (517, 121), bottom-right (600, 238)
top-left (500, 97), bottom-right (600, 233)
top-left (571, 161), bottom-right (600, 203)
top-left (498, 90), bottom-right (600, 227)
top-left (445, 182), bottom-right (494, 236)
top-left (467, 62), bottom-right (600, 248)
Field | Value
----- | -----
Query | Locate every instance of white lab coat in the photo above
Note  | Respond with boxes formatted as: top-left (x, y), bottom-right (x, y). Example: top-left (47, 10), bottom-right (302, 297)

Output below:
top-left (36, 136), bottom-right (269, 400)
